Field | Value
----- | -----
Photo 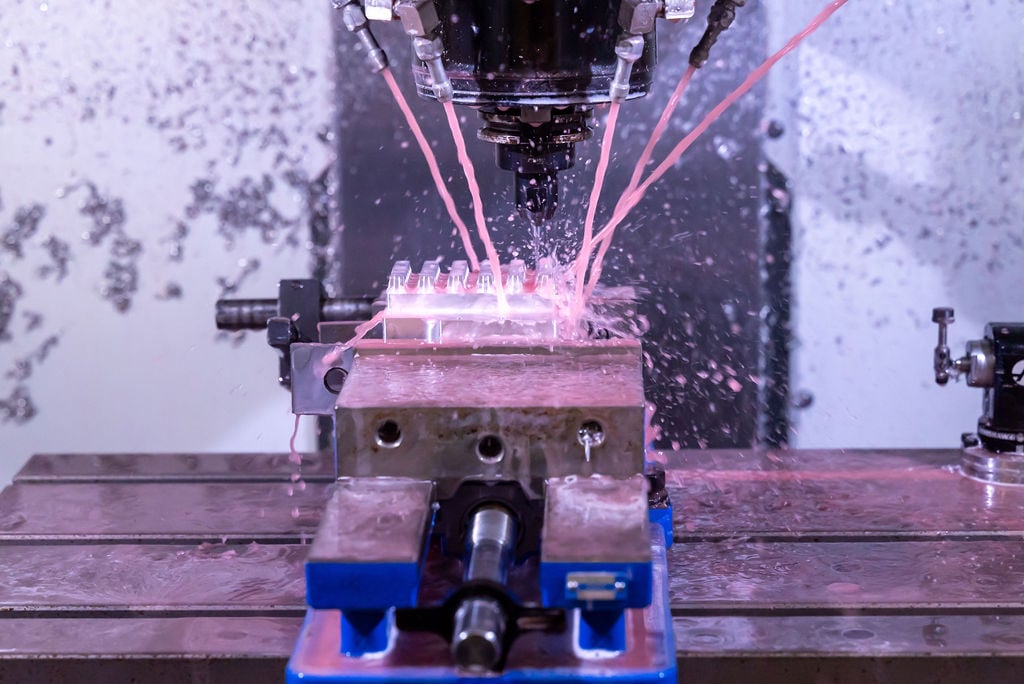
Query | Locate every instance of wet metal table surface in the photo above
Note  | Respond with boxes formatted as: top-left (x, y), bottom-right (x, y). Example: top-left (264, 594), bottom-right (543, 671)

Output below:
top-left (2, 449), bottom-right (1024, 683)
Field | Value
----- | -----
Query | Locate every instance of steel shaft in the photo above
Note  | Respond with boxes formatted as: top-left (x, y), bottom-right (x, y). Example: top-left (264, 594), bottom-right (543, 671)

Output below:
top-left (451, 506), bottom-right (516, 672)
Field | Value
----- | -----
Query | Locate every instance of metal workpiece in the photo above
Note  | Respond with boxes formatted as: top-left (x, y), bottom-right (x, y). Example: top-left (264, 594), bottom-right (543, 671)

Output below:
top-left (382, 257), bottom-right (617, 342)
top-left (334, 340), bottom-right (646, 499)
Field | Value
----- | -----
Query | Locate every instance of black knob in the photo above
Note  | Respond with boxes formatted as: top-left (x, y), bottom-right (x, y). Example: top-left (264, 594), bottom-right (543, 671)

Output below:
top-left (932, 307), bottom-right (955, 325)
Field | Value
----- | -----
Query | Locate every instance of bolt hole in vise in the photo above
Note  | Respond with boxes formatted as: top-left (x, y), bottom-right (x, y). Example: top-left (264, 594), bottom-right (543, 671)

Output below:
top-left (577, 420), bottom-right (606, 462)
top-left (476, 434), bottom-right (505, 464)
top-left (374, 419), bottom-right (403, 449)
top-left (323, 367), bottom-right (348, 394)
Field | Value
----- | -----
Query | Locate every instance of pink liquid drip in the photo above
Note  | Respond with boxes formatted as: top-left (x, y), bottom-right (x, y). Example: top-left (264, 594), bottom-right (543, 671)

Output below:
top-left (442, 101), bottom-right (509, 313)
top-left (322, 309), bottom-right (387, 365)
top-left (381, 68), bottom-right (480, 271)
top-left (586, 0), bottom-right (850, 294)
top-left (288, 413), bottom-right (302, 518)
top-left (586, 66), bottom-right (696, 297)
top-left (573, 102), bottom-right (620, 317)
top-left (288, 413), bottom-right (302, 463)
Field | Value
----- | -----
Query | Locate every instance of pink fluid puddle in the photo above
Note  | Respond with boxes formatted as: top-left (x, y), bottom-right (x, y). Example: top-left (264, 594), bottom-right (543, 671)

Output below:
top-left (380, 68), bottom-right (480, 271)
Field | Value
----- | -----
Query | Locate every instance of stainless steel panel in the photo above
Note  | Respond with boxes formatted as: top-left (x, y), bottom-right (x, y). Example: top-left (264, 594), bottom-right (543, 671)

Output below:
top-left (674, 614), bottom-right (1024, 655)
top-left (0, 617), bottom-right (300, 656)
top-left (0, 543), bottom-right (306, 615)
top-left (665, 448), bottom-right (1024, 540)
top-left (669, 539), bottom-right (1024, 613)
top-left (15, 452), bottom-right (335, 483)
top-left (0, 481), bottom-right (328, 542)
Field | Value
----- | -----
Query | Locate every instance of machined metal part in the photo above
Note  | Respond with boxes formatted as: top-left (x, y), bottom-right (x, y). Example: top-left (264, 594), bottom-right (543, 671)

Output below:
top-left (464, 506), bottom-right (516, 584)
top-left (619, 0), bottom-right (662, 35)
top-left (451, 598), bottom-right (505, 672)
top-left (334, 340), bottom-right (646, 500)
top-left (383, 259), bottom-right (565, 342)
top-left (963, 338), bottom-right (996, 387)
